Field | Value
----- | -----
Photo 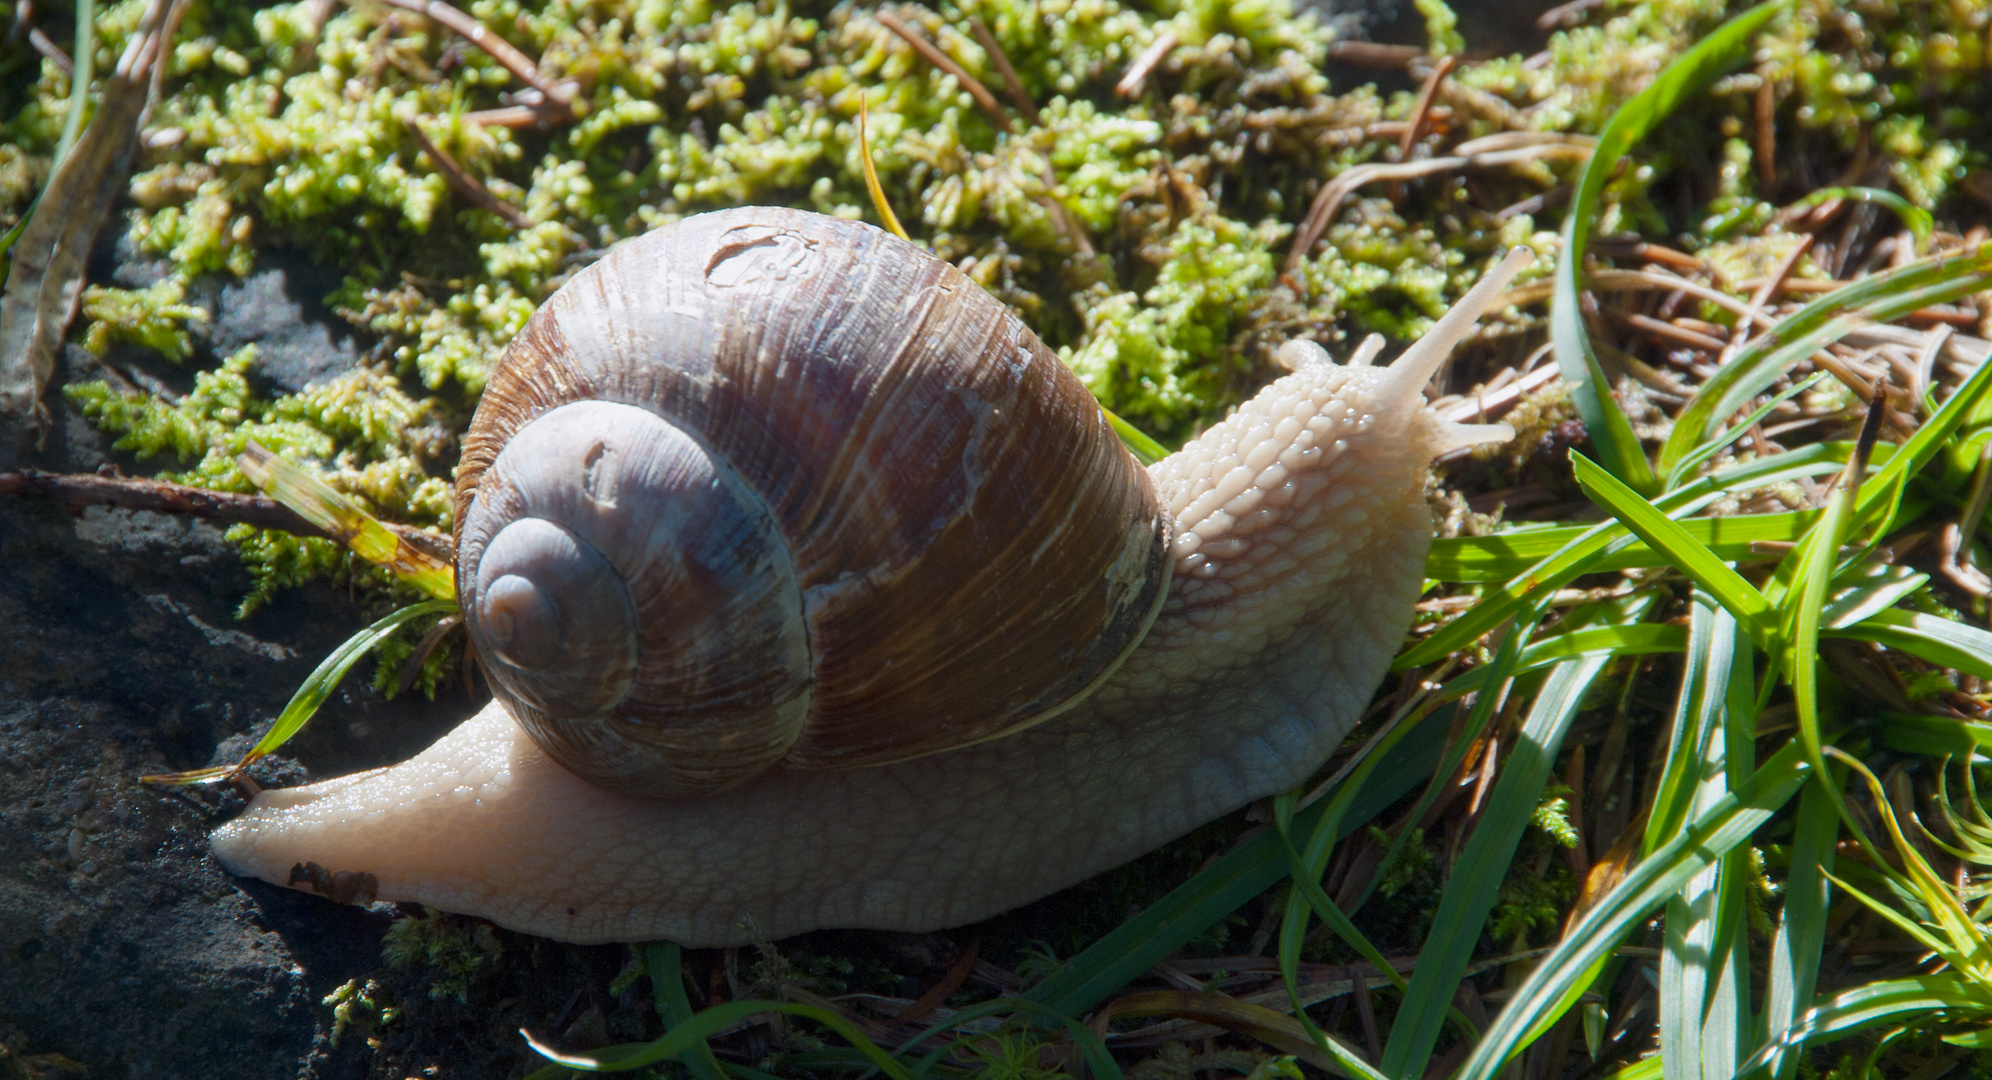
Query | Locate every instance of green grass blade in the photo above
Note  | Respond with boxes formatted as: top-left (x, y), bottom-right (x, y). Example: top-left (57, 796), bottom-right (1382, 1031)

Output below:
top-left (1426, 443), bottom-right (1856, 584)
top-left (1664, 371), bottom-right (1831, 490)
top-left (1657, 600), bottom-right (1741, 1080)
top-left (1380, 654), bottom-right (1612, 1078)
top-left (1358, 604), bottom-right (1548, 914)
top-left (1661, 245), bottom-right (1992, 479)
top-left (140, 599), bottom-right (457, 785)
top-left (646, 943), bottom-right (729, 1080)
top-left (1741, 974), bottom-right (1992, 1075)
top-left (1024, 708), bottom-right (1449, 1017)
top-left (53, 0), bottom-right (96, 167)
top-left (1646, 598), bottom-right (1731, 855)
top-left (1274, 811), bottom-right (1405, 991)
top-left (246, 600), bottom-right (458, 760)
top-left (1828, 608), bottom-right (1992, 681)
top-left (1571, 453), bottom-right (1774, 637)
top-left (1440, 624), bottom-right (1685, 698)
top-left (1608, 1060), bottom-right (1663, 1080)
top-left (1705, 630), bottom-right (1760, 1078)
top-left (239, 442), bottom-right (457, 601)
top-left (1455, 741), bottom-right (1810, 1079)
top-left (1878, 714), bottom-right (1992, 757)
top-left (1429, 511), bottom-right (1812, 583)
top-left (1103, 406), bottom-right (1169, 465)
top-left (1756, 767), bottom-right (1842, 1080)
top-left (1554, 0), bottom-right (1779, 494)
top-left (1272, 702), bottom-right (1436, 1007)
top-left (1820, 564), bottom-right (1929, 630)
top-left (1408, 447), bottom-right (1851, 667)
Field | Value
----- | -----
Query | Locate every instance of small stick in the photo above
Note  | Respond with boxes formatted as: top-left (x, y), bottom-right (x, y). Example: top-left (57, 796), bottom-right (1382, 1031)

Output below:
top-left (28, 26), bottom-right (73, 74)
top-left (1439, 361), bottom-right (1560, 426)
top-left (1624, 311), bottom-right (1727, 353)
top-left (1115, 30), bottom-right (1178, 98)
top-left (460, 106), bottom-right (535, 127)
top-left (1536, 0), bottom-right (1604, 28)
top-left (1911, 323), bottom-right (1951, 406)
top-left (1285, 157), bottom-right (1467, 277)
top-left (367, 0), bottom-right (575, 120)
top-left (1629, 242), bottom-right (1704, 272)
top-left (1323, 41), bottom-right (1425, 68)
top-left (0, 468), bottom-right (449, 552)
top-left (1754, 71), bottom-right (1777, 192)
top-left (3, 469), bottom-right (334, 537)
top-left (1390, 54), bottom-right (1457, 202)
top-left (875, 10), bottom-right (1012, 134)
top-left (406, 121), bottom-right (530, 228)
top-left (892, 939), bottom-right (980, 1023)
top-left (967, 17), bottom-right (1038, 125)
top-left (1396, 54), bottom-right (1457, 164)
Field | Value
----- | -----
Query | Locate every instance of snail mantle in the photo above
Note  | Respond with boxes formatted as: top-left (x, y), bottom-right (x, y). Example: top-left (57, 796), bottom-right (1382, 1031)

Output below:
top-left (210, 207), bottom-right (1529, 946)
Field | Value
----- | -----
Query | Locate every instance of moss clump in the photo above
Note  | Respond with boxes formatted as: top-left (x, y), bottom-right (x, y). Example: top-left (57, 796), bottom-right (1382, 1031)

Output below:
top-left (80, 278), bottom-right (210, 361)
top-left (322, 976), bottom-right (401, 1050)
top-left (381, 907), bottom-right (503, 1002)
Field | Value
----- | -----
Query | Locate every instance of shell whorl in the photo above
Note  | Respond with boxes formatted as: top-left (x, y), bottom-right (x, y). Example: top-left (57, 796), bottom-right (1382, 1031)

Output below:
top-left (455, 207), bottom-right (1173, 798)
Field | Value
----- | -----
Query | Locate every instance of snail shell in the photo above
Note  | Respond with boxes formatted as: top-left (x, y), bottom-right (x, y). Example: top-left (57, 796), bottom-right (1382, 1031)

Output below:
top-left (454, 207), bottom-right (1172, 797)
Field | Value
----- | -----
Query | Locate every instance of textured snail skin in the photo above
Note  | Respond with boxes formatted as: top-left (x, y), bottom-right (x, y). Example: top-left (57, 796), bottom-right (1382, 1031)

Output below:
top-left (208, 229), bottom-right (1530, 946)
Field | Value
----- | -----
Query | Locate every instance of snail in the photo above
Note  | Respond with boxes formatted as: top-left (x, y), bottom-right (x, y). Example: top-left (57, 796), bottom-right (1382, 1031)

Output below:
top-left (209, 207), bottom-right (1531, 946)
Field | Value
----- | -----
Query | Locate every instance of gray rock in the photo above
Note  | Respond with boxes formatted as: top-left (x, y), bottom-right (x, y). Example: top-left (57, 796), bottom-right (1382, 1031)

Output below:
top-left (0, 347), bottom-right (461, 1076)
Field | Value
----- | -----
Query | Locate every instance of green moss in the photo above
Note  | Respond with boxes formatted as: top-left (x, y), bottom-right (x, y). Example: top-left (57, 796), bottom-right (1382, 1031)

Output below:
top-left (0, 143), bottom-right (45, 230)
top-left (1064, 212), bottom-right (1276, 436)
top-left (80, 278), bottom-right (210, 361)
top-left (323, 977), bottom-right (401, 1050)
top-left (1487, 858), bottom-right (1575, 944)
top-left (1413, 0), bottom-right (1463, 57)
top-left (382, 907), bottom-right (504, 1002)
top-left (1532, 783), bottom-right (1581, 849)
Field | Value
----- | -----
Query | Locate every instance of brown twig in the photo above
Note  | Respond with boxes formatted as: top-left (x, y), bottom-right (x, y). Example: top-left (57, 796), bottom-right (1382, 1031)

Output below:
top-left (875, 10), bottom-right (1012, 134)
top-left (967, 17), bottom-right (1038, 124)
top-left (892, 940), bottom-right (980, 1024)
top-left (367, 0), bottom-right (576, 121)
top-left (1286, 157), bottom-right (1467, 277)
top-left (1115, 30), bottom-right (1179, 98)
top-left (27, 26), bottom-right (71, 73)
top-left (406, 120), bottom-right (530, 228)
top-left (1396, 54), bottom-right (1457, 165)
top-left (1625, 312), bottom-right (1728, 353)
top-left (1287, 134), bottom-right (1591, 281)
top-left (3, 469), bottom-right (335, 537)
top-left (1389, 54), bottom-right (1457, 203)
top-left (0, 469), bottom-right (449, 552)
top-left (1754, 70), bottom-right (1777, 192)
top-left (1719, 233), bottom-right (1814, 363)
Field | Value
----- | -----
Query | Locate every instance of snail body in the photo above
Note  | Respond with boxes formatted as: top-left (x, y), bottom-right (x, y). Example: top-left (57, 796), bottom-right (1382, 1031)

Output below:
top-left (210, 208), bottom-right (1529, 946)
